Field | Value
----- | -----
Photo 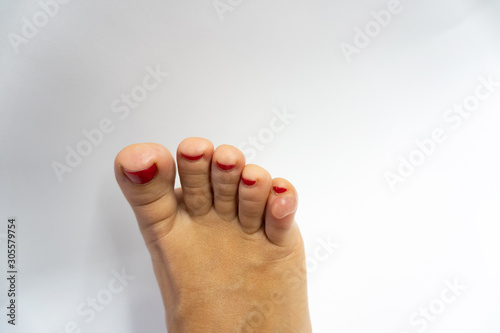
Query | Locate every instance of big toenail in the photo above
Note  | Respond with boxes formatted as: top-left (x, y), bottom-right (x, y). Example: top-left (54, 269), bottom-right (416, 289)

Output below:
top-left (241, 177), bottom-right (257, 186)
top-left (273, 186), bottom-right (288, 194)
top-left (181, 153), bottom-right (204, 161)
top-left (217, 162), bottom-right (236, 171)
top-left (123, 163), bottom-right (158, 184)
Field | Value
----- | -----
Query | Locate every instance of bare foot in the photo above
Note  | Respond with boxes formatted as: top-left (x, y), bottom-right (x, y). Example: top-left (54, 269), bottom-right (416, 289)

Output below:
top-left (114, 138), bottom-right (311, 332)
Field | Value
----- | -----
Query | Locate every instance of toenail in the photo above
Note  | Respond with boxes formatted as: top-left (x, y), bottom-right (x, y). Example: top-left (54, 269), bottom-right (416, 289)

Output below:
top-left (241, 177), bottom-right (256, 186)
top-left (273, 186), bottom-right (288, 194)
top-left (181, 153), bottom-right (204, 161)
top-left (123, 163), bottom-right (158, 184)
top-left (217, 162), bottom-right (236, 171)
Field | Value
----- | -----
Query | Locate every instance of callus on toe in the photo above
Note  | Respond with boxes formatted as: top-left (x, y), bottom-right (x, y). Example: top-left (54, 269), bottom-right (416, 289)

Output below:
top-left (271, 196), bottom-right (297, 220)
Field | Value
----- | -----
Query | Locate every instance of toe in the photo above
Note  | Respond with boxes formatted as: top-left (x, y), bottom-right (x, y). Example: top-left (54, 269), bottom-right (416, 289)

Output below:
top-left (177, 137), bottom-right (214, 217)
top-left (264, 178), bottom-right (300, 247)
top-left (211, 145), bottom-right (245, 221)
top-left (114, 143), bottom-right (178, 241)
top-left (238, 164), bottom-right (272, 233)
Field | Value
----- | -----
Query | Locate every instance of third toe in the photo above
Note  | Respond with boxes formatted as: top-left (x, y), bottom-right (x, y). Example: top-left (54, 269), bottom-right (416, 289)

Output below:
top-left (211, 145), bottom-right (245, 220)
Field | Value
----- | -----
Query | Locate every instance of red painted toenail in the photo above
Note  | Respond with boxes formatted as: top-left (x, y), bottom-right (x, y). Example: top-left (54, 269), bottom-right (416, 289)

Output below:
top-left (217, 162), bottom-right (236, 171)
top-left (241, 177), bottom-right (256, 186)
top-left (181, 153), bottom-right (204, 161)
top-left (123, 163), bottom-right (158, 184)
top-left (273, 186), bottom-right (288, 194)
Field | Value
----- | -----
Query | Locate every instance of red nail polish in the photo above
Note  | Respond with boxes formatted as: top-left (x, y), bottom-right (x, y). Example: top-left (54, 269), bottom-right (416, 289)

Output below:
top-left (182, 153), bottom-right (204, 161)
top-left (217, 162), bottom-right (236, 171)
top-left (241, 177), bottom-right (256, 186)
top-left (123, 164), bottom-right (158, 184)
top-left (273, 186), bottom-right (287, 194)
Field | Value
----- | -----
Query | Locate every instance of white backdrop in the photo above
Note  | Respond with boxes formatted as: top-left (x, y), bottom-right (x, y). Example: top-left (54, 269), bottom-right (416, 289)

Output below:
top-left (1, 0), bottom-right (500, 332)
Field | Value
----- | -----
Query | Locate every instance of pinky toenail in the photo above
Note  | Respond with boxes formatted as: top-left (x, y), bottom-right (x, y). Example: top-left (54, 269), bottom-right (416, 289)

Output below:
top-left (181, 153), bottom-right (204, 161)
top-left (273, 186), bottom-right (288, 194)
top-left (241, 177), bottom-right (256, 186)
top-left (217, 162), bottom-right (236, 171)
top-left (123, 163), bottom-right (158, 184)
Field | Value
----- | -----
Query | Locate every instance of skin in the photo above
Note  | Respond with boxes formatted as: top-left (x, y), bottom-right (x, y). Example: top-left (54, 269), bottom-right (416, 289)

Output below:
top-left (114, 137), bottom-right (311, 333)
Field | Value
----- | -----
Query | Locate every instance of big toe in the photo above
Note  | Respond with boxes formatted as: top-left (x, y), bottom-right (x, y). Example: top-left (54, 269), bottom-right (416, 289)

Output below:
top-left (114, 143), bottom-right (178, 242)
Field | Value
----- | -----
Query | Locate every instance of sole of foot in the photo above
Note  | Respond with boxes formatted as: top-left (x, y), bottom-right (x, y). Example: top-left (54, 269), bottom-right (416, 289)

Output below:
top-left (115, 137), bottom-right (311, 333)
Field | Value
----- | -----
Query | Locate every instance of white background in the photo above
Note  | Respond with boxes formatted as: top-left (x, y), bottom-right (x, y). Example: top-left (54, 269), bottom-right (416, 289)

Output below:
top-left (1, 0), bottom-right (500, 332)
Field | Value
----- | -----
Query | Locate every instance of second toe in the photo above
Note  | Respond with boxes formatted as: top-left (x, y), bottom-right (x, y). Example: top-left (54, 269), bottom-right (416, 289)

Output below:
top-left (177, 137), bottom-right (214, 217)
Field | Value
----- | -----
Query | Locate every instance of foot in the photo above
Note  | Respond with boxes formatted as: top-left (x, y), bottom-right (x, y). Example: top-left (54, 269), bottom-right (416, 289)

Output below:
top-left (114, 138), bottom-right (311, 333)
